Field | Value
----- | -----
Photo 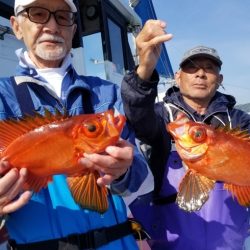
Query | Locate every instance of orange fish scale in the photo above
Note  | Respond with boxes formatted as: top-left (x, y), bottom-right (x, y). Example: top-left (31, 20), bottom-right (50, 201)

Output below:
top-left (167, 114), bottom-right (250, 210)
top-left (0, 109), bottom-right (126, 213)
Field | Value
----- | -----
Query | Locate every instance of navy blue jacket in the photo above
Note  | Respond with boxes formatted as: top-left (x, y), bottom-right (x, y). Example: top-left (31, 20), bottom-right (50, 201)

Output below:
top-left (121, 70), bottom-right (250, 193)
top-left (121, 70), bottom-right (250, 250)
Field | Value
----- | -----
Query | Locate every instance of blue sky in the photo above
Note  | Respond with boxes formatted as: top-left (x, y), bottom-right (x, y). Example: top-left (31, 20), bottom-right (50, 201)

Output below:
top-left (152, 0), bottom-right (250, 104)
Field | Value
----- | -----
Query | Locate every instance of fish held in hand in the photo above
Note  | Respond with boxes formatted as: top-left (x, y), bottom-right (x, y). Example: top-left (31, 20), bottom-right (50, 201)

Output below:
top-left (167, 113), bottom-right (250, 212)
top-left (0, 109), bottom-right (126, 213)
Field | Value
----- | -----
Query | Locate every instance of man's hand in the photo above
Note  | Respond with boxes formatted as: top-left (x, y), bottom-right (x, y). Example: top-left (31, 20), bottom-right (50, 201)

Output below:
top-left (0, 161), bottom-right (32, 216)
top-left (136, 19), bottom-right (173, 80)
top-left (78, 139), bottom-right (134, 186)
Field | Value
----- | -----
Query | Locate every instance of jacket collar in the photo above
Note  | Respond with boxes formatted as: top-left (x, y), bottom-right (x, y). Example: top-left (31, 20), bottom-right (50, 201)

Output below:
top-left (15, 48), bottom-right (73, 81)
top-left (14, 49), bottom-right (92, 101)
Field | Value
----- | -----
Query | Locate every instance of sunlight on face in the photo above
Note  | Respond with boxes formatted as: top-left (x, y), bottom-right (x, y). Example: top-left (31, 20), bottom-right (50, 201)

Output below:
top-left (12, 0), bottom-right (77, 67)
top-left (175, 57), bottom-right (223, 104)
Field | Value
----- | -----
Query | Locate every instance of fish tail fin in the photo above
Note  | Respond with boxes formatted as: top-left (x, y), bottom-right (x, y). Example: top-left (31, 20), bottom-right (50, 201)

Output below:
top-left (24, 172), bottom-right (53, 192)
top-left (224, 183), bottom-right (250, 206)
top-left (177, 169), bottom-right (215, 212)
top-left (67, 171), bottom-right (108, 213)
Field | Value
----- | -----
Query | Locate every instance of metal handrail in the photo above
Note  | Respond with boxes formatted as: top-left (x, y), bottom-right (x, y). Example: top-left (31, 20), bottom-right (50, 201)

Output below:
top-left (0, 25), bottom-right (14, 40)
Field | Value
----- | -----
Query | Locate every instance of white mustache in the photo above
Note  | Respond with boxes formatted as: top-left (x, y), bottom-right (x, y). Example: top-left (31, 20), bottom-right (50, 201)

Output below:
top-left (37, 35), bottom-right (64, 43)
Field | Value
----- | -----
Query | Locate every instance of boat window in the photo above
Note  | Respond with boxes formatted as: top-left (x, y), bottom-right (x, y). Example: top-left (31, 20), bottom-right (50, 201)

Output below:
top-left (82, 32), bottom-right (106, 79)
top-left (107, 18), bottom-right (125, 75)
top-left (0, 16), bottom-right (24, 77)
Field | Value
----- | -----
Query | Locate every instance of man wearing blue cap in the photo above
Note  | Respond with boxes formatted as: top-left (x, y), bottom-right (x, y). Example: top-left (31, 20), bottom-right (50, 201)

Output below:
top-left (121, 20), bottom-right (250, 249)
top-left (0, 0), bottom-right (149, 249)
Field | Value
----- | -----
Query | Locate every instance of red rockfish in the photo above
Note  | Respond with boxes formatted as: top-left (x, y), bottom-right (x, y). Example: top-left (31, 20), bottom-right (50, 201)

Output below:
top-left (167, 114), bottom-right (250, 212)
top-left (0, 109), bottom-right (126, 213)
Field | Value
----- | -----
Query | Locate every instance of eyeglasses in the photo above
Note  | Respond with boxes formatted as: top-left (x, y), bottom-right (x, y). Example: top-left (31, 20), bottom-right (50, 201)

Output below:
top-left (181, 61), bottom-right (220, 74)
top-left (18, 7), bottom-right (76, 27)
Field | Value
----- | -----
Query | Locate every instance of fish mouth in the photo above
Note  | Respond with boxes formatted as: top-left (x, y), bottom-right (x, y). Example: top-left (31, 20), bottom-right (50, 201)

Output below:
top-left (175, 141), bottom-right (206, 162)
top-left (113, 115), bottom-right (126, 132)
top-left (105, 111), bottom-right (126, 138)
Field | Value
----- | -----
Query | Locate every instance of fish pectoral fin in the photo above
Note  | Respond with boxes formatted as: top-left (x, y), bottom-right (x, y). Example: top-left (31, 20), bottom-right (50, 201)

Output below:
top-left (177, 170), bottom-right (215, 212)
top-left (23, 172), bottom-right (52, 192)
top-left (224, 183), bottom-right (250, 206)
top-left (67, 171), bottom-right (108, 213)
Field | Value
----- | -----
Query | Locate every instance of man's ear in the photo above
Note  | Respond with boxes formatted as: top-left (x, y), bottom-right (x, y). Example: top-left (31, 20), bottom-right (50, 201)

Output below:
top-left (174, 70), bottom-right (181, 87)
top-left (219, 74), bottom-right (223, 84)
top-left (10, 16), bottom-right (23, 40)
top-left (216, 74), bottom-right (223, 88)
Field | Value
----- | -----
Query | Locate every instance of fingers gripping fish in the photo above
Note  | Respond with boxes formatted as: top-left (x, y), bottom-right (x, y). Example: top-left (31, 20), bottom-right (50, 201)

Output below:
top-left (0, 109), bottom-right (126, 213)
top-left (167, 113), bottom-right (250, 212)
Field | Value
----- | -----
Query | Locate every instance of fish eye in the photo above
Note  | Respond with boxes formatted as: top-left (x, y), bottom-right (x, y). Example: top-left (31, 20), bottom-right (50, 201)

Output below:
top-left (82, 120), bottom-right (103, 138)
top-left (86, 124), bottom-right (96, 132)
top-left (189, 126), bottom-right (207, 142)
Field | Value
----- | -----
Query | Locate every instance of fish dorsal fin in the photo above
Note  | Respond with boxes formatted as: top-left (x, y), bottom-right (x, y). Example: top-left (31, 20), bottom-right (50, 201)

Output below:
top-left (224, 183), bottom-right (250, 207)
top-left (0, 110), bottom-right (67, 152)
top-left (67, 171), bottom-right (108, 213)
top-left (177, 169), bottom-right (215, 212)
top-left (217, 126), bottom-right (250, 142)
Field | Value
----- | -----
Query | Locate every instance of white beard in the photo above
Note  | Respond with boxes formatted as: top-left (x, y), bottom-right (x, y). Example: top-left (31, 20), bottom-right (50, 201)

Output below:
top-left (36, 45), bottom-right (67, 61)
top-left (35, 34), bottom-right (67, 61)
